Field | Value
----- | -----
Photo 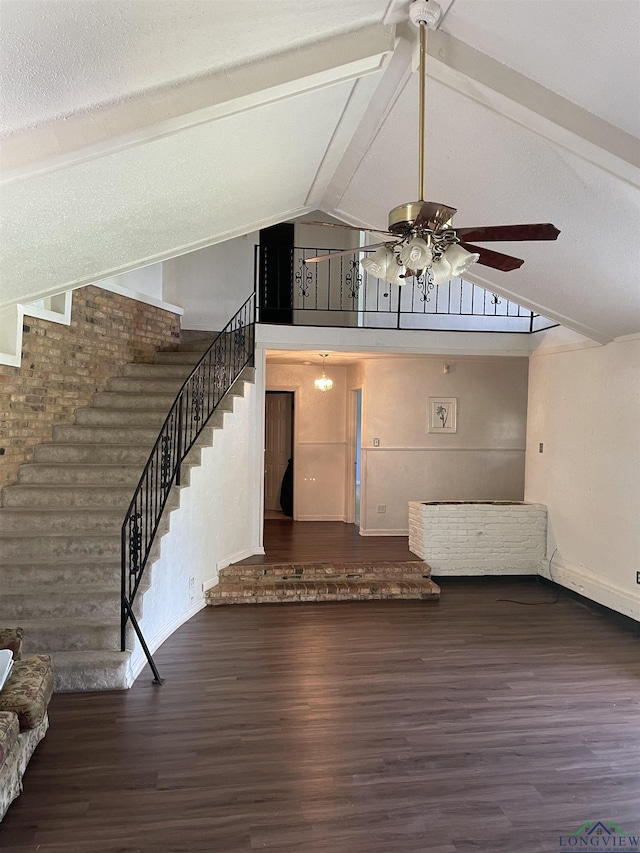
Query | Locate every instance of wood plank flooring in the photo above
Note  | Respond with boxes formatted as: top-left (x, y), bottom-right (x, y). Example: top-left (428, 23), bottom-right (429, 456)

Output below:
top-left (1, 525), bottom-right (639, 852)
top-left (241, 519), bottom-right (417, 564)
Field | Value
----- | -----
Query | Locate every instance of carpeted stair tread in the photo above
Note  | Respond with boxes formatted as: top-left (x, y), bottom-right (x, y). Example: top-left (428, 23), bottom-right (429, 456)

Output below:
top-left (1, 348), bottom-right (255, 691)
top-left (16, 463), bottom-right (144, 485)
top-left (1, 484), bottom-right (138, 508)
top-left (51, 650), bottom-right (131, 692)
top-left (33, 444), bottom-right (154, 464)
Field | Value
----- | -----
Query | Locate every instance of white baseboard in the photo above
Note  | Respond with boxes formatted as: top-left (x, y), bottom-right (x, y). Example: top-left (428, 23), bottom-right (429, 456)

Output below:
top-left (296, 515), bottom-right (347, 522)
top-left (359, 527), bottom-right (409, 537)
top-left (201, 546), bottom-right (263, 592)
top-left (126, 597), bottom-right (206, 686)
top-left (540, 558), bottom-right (639, 621)
top-left (431, 565), bottom-right (538, 576)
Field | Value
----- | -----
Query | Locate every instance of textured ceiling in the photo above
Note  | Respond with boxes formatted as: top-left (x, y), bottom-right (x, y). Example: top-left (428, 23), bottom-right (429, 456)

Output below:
top-left (1, 0), bottom-right (639, 341)
top-left (440, 0), bottom-right (640, 138)
top-left (0, 0), bottom-right (391, 134)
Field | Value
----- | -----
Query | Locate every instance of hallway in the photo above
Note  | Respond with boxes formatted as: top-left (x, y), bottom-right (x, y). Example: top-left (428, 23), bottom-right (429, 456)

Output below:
top-left (244, 519), bottom-right (416, 564)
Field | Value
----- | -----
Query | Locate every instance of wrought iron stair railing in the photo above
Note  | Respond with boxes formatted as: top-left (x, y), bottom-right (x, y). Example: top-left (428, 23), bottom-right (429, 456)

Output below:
top-left (121, 294), bottom-right (255, 684)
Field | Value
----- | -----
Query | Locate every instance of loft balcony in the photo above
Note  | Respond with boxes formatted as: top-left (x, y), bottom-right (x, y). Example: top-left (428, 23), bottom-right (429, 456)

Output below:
top-left (255, 245), bottom-right (556, 334)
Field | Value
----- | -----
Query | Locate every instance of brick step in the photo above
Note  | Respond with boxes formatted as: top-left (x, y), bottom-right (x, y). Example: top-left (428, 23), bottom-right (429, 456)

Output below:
top-left (207, 577), bottom-right (440, 606)
top-left (16, 462), bottom-right (143, 486)
top-left (51, 650), bottom-right (131, 692)
top-left (220, 560), bottom-right (433, 582)
top-left (33, 444), bottom-right (152, 465)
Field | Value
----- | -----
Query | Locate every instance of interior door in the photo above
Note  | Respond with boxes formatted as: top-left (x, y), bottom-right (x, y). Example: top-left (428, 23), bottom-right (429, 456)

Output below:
top-left (264, 392), bottom-right (293, 513)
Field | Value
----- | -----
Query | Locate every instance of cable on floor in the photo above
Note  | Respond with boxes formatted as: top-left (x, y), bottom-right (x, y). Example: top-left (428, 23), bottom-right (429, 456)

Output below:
top-left (497, 548), bottom-right (559, 606)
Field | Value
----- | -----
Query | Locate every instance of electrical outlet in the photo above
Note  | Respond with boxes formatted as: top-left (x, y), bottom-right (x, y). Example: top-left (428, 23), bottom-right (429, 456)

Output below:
top-left (189, 576), bottom-right (195, 589)
top-left (377, 504), bottom-right (386, 513)
top-left (373, 438), bottom-right (380, 447)
top-left (539, 443), bottom-right (544, 453)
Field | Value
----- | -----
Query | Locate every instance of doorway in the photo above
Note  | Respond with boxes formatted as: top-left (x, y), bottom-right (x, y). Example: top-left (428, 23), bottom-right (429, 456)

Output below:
top-left (353, 388), bottom-right (362, 526)
top-left (259, 223), bottom-right (294, 324)
top-left (264, 391), bottom-right (294, 518)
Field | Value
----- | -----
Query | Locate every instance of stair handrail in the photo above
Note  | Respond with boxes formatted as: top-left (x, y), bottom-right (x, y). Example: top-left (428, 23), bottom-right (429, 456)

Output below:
top-left (121, 293), bottom-right (256, 683)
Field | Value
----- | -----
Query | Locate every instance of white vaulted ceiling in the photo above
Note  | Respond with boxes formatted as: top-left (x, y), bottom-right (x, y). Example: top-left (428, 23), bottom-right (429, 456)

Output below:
top-left (1, 0), bottom-right (639, 341)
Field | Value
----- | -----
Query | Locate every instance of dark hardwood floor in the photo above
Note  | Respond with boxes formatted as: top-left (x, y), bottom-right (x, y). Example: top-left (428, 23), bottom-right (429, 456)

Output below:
top-left (241, 519), bottom-right (417, 563)
top-left (2, 524), bottom-right (639, 852)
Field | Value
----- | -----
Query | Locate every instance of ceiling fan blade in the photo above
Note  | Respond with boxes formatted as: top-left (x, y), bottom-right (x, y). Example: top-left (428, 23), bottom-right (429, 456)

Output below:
top-left (455, 223), bottom-right (560, 243)
top-left (303, 242), bottom-right (391, 264)
top-left (301, 221), bottom-right (395, 237)
top-left (413, 201), bottom-right (457, 230)
top-left (461, 242), bottom-right (525, 272)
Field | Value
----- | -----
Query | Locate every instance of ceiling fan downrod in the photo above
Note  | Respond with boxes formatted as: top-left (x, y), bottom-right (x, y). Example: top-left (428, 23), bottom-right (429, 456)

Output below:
top-left (409, 0), bottom-right (441, 203)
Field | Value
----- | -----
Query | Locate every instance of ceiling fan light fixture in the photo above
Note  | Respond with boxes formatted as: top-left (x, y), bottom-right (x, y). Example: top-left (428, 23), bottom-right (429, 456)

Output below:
top-left (431, 255), bottom-right (453, 286)
top-left (361, 246), bottom-right (408, 284)
top-left (399, 237), bottom-right (432, 270)
top-left (443, 243), bottom-right (480, 276)
top-left (384, 259), bottom-right (408, 286)
top-left (361, 245), bottom-right (395, 279)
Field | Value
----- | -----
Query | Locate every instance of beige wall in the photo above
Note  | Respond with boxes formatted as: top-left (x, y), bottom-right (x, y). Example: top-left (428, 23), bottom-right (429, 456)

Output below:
top-left (266, 362), bottom-right (348, 521)
top-left (359, 356), bottom-right (530, 533)
top-left (266, 354), bottom-right (529, 530)
top-left (525, 338), bottom-right (640, 619)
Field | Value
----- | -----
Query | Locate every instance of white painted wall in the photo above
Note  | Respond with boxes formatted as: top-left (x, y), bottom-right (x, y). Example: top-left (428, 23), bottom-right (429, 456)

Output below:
top-left (98, 263), bottom-right (164, 301)
top-left (360, 356), bottom-right (530, 534)
top-left (525, 337), bottom-right (640, 620)
top-left (128, 378), bottom-right (263, 683)
top-left (162, 233), bottom-right (258, 331)
top-left (266, 361), bottom-right (348, 521)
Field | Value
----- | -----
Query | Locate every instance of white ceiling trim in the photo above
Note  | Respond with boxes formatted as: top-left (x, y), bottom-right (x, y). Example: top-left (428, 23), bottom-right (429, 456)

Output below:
top-left (1, 23), bottom-right (395, 184)
top-left (0, 204), bottom-right (313, 311)
top-left (305, 74), bottom-right (385, 210)
top-left (428, 29), bottom-right (640, 188)
top-left (460, 268), bottom-right (611, 345)
top-left (322, 33), bottom-right (415, 212)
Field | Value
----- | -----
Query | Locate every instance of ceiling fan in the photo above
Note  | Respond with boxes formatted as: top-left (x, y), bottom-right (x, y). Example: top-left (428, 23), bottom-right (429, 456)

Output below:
top-left (303, 0), bottom-right (560, 287)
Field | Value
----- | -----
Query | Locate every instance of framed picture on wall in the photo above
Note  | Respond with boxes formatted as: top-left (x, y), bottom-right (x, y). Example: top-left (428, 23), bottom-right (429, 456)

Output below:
top-left (428, 397), bottom-right (457, 433)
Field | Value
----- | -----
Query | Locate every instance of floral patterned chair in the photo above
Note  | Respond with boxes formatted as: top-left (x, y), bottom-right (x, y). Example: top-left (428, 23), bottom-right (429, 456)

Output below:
top-left (0, 628), bottom-right (54, 821)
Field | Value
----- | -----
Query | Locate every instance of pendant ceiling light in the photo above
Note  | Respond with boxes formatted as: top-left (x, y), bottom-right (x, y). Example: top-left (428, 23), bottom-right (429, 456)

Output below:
top-left (314, 353), bottom-right (333, 392)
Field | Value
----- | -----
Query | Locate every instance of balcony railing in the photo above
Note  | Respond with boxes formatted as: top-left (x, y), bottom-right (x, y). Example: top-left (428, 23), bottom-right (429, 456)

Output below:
top-left (256, 245), bottom-right (556, 334)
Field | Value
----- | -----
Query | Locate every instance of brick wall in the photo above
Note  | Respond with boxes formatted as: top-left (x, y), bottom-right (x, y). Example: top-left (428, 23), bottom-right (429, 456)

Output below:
top-left (0, 285), bottom-right (181, 487)
top-left (409, 500), bottom-right (547, 574)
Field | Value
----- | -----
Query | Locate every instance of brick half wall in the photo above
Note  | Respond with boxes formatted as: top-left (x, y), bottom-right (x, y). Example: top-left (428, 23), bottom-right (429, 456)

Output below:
top-left (408, 501), bottom-right (547, 575)
top-left (0, 285), bottom-right (181, 488)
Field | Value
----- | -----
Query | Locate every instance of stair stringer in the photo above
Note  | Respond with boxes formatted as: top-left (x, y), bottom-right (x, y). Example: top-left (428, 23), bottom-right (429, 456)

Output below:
top-left (125, 367), bottom-right (260, 686)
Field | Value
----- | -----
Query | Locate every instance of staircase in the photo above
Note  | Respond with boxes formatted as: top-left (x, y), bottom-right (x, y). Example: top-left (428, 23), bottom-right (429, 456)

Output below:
top-left (206, 560), bottom-right (440, 605)
top-left (0, 339), bottom-right (254, 692)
